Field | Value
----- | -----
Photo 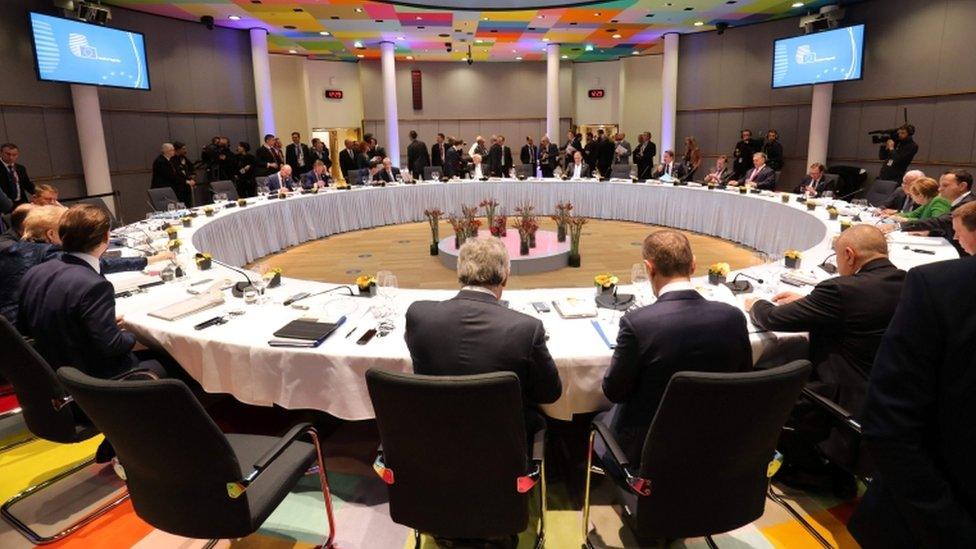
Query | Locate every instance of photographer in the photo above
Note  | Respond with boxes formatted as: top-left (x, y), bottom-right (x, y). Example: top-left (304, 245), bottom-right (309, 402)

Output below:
top-left (879, 124), bottom-right (918, 182)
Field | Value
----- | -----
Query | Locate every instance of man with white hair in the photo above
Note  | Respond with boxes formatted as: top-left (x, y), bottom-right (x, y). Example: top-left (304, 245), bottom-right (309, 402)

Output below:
top-left (539, 135), bottom-right (558, 178)
top-left (405, 237), bottom-right (562, 413)
top-left (469, 153), bottom-right (486, 179)
top-left (151, 142), bottom-right (190, 205)
top-left (881, 169), bottom-right (925, 214)
top-left (468, 135), bottom-right (488, 159)
top-left (266, 164), bottom-right (294, 192)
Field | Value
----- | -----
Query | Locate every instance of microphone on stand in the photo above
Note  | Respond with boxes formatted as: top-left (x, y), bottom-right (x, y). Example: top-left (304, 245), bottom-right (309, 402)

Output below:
top-left (210, 257), bottom-right (255, 297)
top-left (818, 252), bottom-right (838, 274)
top-left (724, 272), bottom-right (764, 294)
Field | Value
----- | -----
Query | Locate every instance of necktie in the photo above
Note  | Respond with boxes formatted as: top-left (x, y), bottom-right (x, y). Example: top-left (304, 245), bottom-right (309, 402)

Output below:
top-left (749, 169), bottom-right (758, 182)
top-left (297, 146), bottom-right (304, 166)
top-left (7, 165), bottom-right (19, 200)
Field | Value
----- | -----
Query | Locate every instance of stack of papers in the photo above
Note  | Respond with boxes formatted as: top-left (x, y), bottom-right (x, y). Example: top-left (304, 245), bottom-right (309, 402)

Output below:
top-left (148, 293), bottom-right (225, 321)
top-left (552, 297), bottom-right (597, 319)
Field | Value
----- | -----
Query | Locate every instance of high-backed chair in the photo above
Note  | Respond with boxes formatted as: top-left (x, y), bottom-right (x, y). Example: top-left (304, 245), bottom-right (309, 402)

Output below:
top-left (346, 169), bottom-right (369, 185)
top-left (209, 180), bottom-right (239, 201)
top-left (366, 369), bottom-right (546, 549)
top-left (864, 179), bottom-right (899, 207)
top-left (515, 163), bottom-right (534, 178)
top-left (147, 187), bottom-right (179, 211)
top-left (583, 360), bottom-right (813, 547)
top-left (254, 176), bottom-right (269, 193)
top-left (828, 165), bottom-right (868, 199)
top-left (0, 316), bottom-right (131, 543)
top-left (56, 367), bottom-right (338, 547)
top-left (422, 166), bottom-right (443, 181)
top-left (610, 163), bottom-right (632, 179)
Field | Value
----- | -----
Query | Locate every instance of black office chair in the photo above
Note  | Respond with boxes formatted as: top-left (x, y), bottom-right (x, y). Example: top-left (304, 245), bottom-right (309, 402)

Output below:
top-left (863, 179), bottom-right (899, 207)
top-left (346, 169), bottom-right (369, 185)
top-left (583, 360), bottom-right (812, 548)
top-left (147, 187), bottom-right (179, 212)
top-left (828, 165), bottom-right (868, 199)
top-left (209, 180), bottom-right (239, 201)
top-left (366, 369), bottom-right (546, 549)
top-left (254, 175), bottom-right (270, 193)
top-left (423, 166), bottom-right (443, 181)
top-left (56, 367), bottom-right (338, 547)
top-left (610, 163), bottom-right (632, 179)
top-left (515, 163), bottom-right (535, 178)
top-left (0, 316), bottom-right (137, 543)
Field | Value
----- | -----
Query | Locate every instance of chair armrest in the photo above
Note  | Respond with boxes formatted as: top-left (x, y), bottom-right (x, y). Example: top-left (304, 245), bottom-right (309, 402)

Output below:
top-left (253, 422), bottom-right (315, 474)
top-left (112, 368), bottom-right (160, 381)
top-left (800, 387), bottom-right (862, 434)
top-left (530, 425), bottom-right (546, 464)
top-left (591, 419), bottom-right (630, 471)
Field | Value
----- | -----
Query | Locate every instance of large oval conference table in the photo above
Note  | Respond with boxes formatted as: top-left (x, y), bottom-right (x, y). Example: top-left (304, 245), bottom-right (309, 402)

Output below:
top-left (111, 179), bottom-right (958, 421)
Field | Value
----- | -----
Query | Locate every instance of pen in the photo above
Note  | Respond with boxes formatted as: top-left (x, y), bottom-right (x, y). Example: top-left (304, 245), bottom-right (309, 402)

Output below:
top-left (344, 326), bottom-right (357, 338)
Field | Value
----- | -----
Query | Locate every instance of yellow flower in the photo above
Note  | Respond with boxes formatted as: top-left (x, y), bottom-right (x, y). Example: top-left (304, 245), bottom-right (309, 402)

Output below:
top-left (784, 249), bottom-right (802, 260)
top-left (356, 274), bottom-right (377, 287)
top-left (708, 262), bottom-right (731, 276)
top-left (594, 273), bottom-right (619, 288)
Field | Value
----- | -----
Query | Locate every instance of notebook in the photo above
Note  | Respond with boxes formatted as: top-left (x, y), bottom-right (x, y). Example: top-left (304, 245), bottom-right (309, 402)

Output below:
top-left (148, 293), bottom-right (225, 321)
top-left (269, 315), bottom-right (346, 347)
top-left (552, 297), bottom-right (598, 319)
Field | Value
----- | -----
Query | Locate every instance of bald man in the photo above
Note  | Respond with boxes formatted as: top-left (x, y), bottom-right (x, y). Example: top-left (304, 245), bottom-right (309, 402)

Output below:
top-left (746, 225), bottom-right (906, 491)
top-left (881, 169), bottom-right (925, 215)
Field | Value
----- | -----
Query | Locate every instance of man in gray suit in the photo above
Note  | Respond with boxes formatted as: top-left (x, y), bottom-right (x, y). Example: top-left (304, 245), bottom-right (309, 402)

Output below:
top-left (404, 237), bottom-right (562, 412)
top-left (613, 133), bottom-right (632, 165)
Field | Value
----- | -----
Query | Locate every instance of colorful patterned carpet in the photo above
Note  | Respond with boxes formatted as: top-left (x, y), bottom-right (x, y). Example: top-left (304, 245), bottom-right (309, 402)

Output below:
top-left (0, 403), bottom-right (861, 549)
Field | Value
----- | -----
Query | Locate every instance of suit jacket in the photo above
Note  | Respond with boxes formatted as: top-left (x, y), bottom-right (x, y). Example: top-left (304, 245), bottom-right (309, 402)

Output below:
top-left (564, 137), bottom-right (582, 166)
top-left (538, 144), bottom-right (558, 175)
top-left (265, 172), bottom-right (294, 192)
top-left (405, 290), bottom-right (562, 407)
top-left (431, 142), bottom-right (448, 167)
top-left (604, 290), bottom-right (752, 462)
top-left (0, 162), bottom-right (34, 208)
top-left (848, 257), bottom-right (976, 548)
top-left (737, 165), bottom-right (777, 190)
top-left (794, 175), bottom-right (836, 195)
top-left (613, 140), bottom-right (632, 165)
top-left (150, 154), bottom-right (179, 190)
top-left (596, 139), bottom-right (614, 174)
top-left (1, 241), bottom-right (146, 325)
top-left (286, 143), bottom-right (312, 174)
top-left (520, 144), bottom-right (538, 167)
top-left (468, 163), bottom-right (489, 179)
top-left (366, 146), bottom-right (386, 161)
top-left (651, 161), bottom-right (687, 180)
top-left (374, 166), bottom-right (401, 183)
top-left (750, 258), bottom-right (906, 422)
top-left (566, 162), bottom-right (591, 179)
top-left (879, 138), bottom-right (919, 181)
top-left (882, 186), bottom-right (915, 212)
top-left (634, 141), bottom-right (657, 180)
top-left (705, 166), bottom-right (733, 185)
top-left (255, 145), bottom-right (281, 177)
top-left (406, 139), bottom-right (430, 177)
top-left (310, 146), bottom-right (332, 169)
top-left (443, 148), bottom-right (464, 178)
top-left (302, 170), bottom-right (331, 189)
top-left (18, 254), bottom-right (139, 378)
top-left (338, 148), bottom-right (360, 176)
top-left (732, 138), bottom-right (763, 179)
top-left (487, 144), bottom-right (513, 177)
top-left (902, 193), bottom-right (975, 255)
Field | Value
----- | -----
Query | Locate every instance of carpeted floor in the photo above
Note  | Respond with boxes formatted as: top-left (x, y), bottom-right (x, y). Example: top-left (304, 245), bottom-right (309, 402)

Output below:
top-left (0, 392), bottom-right (862, 549)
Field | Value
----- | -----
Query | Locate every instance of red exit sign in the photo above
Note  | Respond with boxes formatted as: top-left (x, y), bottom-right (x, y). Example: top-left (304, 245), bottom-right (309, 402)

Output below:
top-left (588, 89), bottom-right (605, 99)
top-left (325, 89), bottom-right (343, 100)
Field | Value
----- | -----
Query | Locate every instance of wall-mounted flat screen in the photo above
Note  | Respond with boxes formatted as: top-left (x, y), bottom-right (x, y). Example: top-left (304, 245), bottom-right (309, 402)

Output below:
top-left (772, 24), bottom-right (864, 89)
top-left (30, 12), bottom-right (150, 90)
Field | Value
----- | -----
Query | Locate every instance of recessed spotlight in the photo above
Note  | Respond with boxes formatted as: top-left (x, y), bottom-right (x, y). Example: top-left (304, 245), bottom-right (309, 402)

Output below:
top-left (791, 1), bottom-right (804, 6)
top-left (357, 54), bottom-right (365, 58)
top-left (228, 15), bottom-right (241, 21)
top-left (396, 36), bottom-right (405, 40)
top-left (354, 7), bottom-right (363, 13)
top-left (515, 56), bottom-right (523, 60)
top-left (694, 21), bottom-right (704, 26)
top-left (476, 39), bottom-right (484, 43)
top-left (354, 41), bottom-right (364, 48)
top-left (632, 51), bottom-right (639, 55)
top-left (612, 34), bottom-right (621, 39)
top-left (542, 37), bottom-right (550, 42)
top-left (288, 49), bottom-right (297, 53)
top-left (319, 31), bottom-right (330, 36)
top-left (584, 44), bottom-right (593, 51)
top-left (416, 16), bottom-right (422, 20)
top-left (594, 12), bottom-right (601, 16)
top-left (561, 54), bottom-right (568, 59)
top-left (406, 55), bottom-right (413, 60)
top-left (482, 16), bottom-right (489, 21)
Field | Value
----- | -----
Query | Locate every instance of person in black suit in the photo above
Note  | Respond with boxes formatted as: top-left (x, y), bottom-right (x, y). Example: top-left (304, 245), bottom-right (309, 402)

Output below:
top-left (538, 135), bottom-right (558, 178)
top-left (633, 132), bottom-right (657, 180)
top-left (443, 139), bottom-right (465, 179)
top-left (565, 151), bottom-right (591, 179)
top-left (888, 170), bottom-right (974, 253)
top-left (255, 134), bottom-right (282, 177)
top-left (601, 230), bottom-right (751, 464)
top-left (374, 158), bottom-right (401, 183)
top-left (265, 165), bottom-right (294, 192)
top-left (1, 143), bottom-right (36, 212)
top-left (17, 204), bottom-right (169, 380)
top-left (338, 139), bottom-right (360, 180)
top-left (762, 129), bottom-right (785, 172)
top-left (171, 142), bottom-right (196, 199)
top-left (487, 135), bottom-right (513, 178)
top-left (302, 160), bottom-right (332, 189)
top-left (233, 142), bottom-right (258, 198)
top-left (794, 163), bottom-right (835, 196)
top-left (520, 136), bottom-right (538, 175)
top-left (309, 138), bottom-right (332, 171)
top-left (564, 130), bottom-right (582, 169)
top-left (430, 133), bottom-right (447, 169)
top-left (595, 129), bottom-right (614, 177)
top-left (847, 256), bottom-right (976, 547)
top-left (747, 226), bottom-right (906, 484)
top-left (650, 150), bottom-right (687, 180)
top-left (406, 130), bottom-right (429, 179)
top-left (729, 152), bottom-right (776, 190)
top-left (150, 143), bottom-right (192, 205)
top-left (285, 132), bottom-right (312, 176)
top-left (363, 133), bottom-right (386, 161)
top-left (0, 204), bottom-right (33, 252)
top-left (951, 201), bottom-right (976, 256)
top-left (405, 237), bottom-right (562, 416)
top-left (731, 129), bottom-right (763, 180)
top-left (878, 125), bottom-right (919, 182)
top-left (880, 170), bottom-right (924, 214)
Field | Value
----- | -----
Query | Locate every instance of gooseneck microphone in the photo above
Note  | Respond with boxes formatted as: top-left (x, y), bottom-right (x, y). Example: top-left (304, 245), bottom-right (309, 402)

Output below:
top-left (209, 257), bottom-right (255, 297)
top-left (725, 272), bottom-right (764, 294)
top-left (819, 252), bottom-right (838, 274)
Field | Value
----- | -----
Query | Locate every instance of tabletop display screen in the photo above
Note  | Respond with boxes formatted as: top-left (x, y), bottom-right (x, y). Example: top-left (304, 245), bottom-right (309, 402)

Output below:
top-left (30, 12), bottom-right (150, 90)
top-left (772, 24), bottom-right (864, 89)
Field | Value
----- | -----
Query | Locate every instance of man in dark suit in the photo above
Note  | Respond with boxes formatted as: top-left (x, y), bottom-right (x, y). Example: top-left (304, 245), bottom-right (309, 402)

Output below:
top-left (520, 136), bottom-right (538, 175)
top-left (595, 129), bottom-right (614, 177)
top-left (730, 152), bottom-right (776, 190)
top-left (633, 132), bottom-right (657, 180)
top-left (18, 205), bottom-right (168, 380)
top-left (952, 201), bottom-right (976, 256)
top-left (338, 139), bottom-right (360, 180)
top-left (265, 165), bottom-right (294, 192)
top-left (889, 169), bottom-right (974, 255)
top-left (747, 226), bottom-right (905, 482)
top-left (487, 135), bottom-right (513, 178)
top-left (601, 230), bottom-right (751, 464)
top-left (151, 143), bottom-right (192, 206)
top-left (0, 204), bottom-right (32, 252)
top-left (405, 237), bottom-right (562, 415)
top-left (406, 130), bottom-right (429, 179)
top-left (285, 132), bottom-right (312, 176)
top-left (255, 134), bottom-right (282, 177)
top-left (847, 256), bottom-right (976, 547)
top-left (363, 133), bottom-right (386, 161)
top-left (564, 130), bottom-right (582, 168)
top-left (878, 124), bottom-right (919, 182)
top-left (880, 170), bottom-right (924, 214)
top-left (566, 151), bottom-right (591, 179)
top-left (301, 160), bottom-right (331, 189)
top-left (309, 138), bottom-right (332, 171)
top-left (443, 139), bottom-right (465, 179)
top-left (650, 150), bottom-right (687, 180)
top-left (794, 162), bottom-right (835, 196)
top-left (374, 158), bottom-right (401, 183)
top-left (430, 133), bottom-right (447, 168)
top-left (0, 143), bottom-right (35, 212)
top-left (731, 129), bottom-right (763, 180)
top-left (538, 135), bottom-right (558, 178)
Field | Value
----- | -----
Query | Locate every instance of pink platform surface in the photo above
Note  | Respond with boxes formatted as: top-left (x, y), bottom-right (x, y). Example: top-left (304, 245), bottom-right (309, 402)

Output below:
top-left (439, 230), bottom-right (570, 260)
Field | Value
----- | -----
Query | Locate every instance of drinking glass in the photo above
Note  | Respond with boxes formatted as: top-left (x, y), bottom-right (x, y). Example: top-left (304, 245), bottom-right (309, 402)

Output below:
top-left (176, 202), bottom-right (187, 212)
top-left (166, 203), bottom-right (177, 213)
top-left (631, 262), bottom-right (649, 305)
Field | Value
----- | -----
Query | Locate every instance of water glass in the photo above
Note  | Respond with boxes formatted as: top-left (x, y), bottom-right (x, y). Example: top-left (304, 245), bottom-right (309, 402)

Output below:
top-left (631, 262), bottom-right (649, 305)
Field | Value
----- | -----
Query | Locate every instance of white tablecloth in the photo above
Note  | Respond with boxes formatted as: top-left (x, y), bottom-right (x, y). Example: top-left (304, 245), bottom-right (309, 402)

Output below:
top-left (112, 180), bottom-right (958, 420)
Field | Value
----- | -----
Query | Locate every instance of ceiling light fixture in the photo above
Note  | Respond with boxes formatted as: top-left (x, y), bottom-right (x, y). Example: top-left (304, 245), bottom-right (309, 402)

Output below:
top-left (632, 51), bottom-right (639, 55)
top-left (584, 44), bottom-right (594, 51)
top-left (542, 37), bottom-right (550, 42)
top-left (319, 31), bottom-right (330, 36)
top-left (612, 33), bottom-right (621, 39)
top-left (357, 54), bottom-right (365, 58)
top-left (354, 41), bottom-right (364, 48)
top-left (515, 56), bottom-right (523, 60)
top-left (791, 1), bottom-right (804, 6)
top-left (354, 7), bottom-right (363, 13)
top-left (288, 49), bottom-right (297, 53)
top-left (594, 12), bottom-right (601, 16)
top-left (228, 15), bottom-right (241, 21)
top-left (561, 54), bottom-right (568, 59)
top-left (694, 21), bottom-right (704, 26)
top-left (406, 55), bottom-right (413, 60)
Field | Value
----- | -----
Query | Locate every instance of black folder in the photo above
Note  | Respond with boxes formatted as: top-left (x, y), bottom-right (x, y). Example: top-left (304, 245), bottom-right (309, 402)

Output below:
top-left (273, 319), bottom-right (340, 342)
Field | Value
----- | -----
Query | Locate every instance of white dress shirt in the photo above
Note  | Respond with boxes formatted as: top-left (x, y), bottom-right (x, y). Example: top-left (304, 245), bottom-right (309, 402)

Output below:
top-left (572, 163), bottom-right (583, 179)
top-left (473, 164), bottom-right (483, 179)
top-left (657, 279), bottom-right (695, 297)
top-left (952, 191), bottom-right (972, 207)
top-left (69, 252), bottom-right (101, 274)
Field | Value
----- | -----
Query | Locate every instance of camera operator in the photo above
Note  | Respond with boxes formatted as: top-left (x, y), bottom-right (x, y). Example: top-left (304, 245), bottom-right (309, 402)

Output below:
top-left (879, 124), bottom-right (918, 182)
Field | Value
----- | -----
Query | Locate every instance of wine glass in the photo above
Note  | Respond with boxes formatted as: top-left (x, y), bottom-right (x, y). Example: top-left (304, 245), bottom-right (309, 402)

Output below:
top-left (631, 262), bottom-right (649, 305)
top-left (250, 263), bottom-right (269, 303)
top-left (166, 203), bottom-right (177, 213)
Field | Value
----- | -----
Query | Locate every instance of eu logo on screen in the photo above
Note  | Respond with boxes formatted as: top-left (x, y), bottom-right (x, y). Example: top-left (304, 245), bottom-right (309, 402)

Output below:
top-left (772, 24), bottom-right (864, 89)
top-left (30, 12), bottom-right (150, 90)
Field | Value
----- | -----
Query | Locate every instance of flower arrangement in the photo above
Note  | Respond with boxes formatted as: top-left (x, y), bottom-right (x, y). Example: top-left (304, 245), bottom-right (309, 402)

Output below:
top-left (264, 267), bottom-right (283, 288)
top-left (839, 218), bottom-right (852, 232)
top-left (181, 216), bottom-right (193, 228)
top-left (551, 201), bottom-right (573, 242)
top-left (466, 217), bottom-right (482, 237)
top-left (513, 203), bottom-right (538, 247)
top-left (479, 198), bottom-right (499, 233)
top-left (356, 274), bottom-right (377, 296)
top-left (826, 206), bottom-right (839, 220)
top-left (784, 249), bottom-right (802, 269)
top-left (806, 200), bottom-right (818, 211)
top-left (510, 216), bottom-right (539, 256)
top-left (781, 193), bottom-right (790, 203)
top-left (708, 262), bottom-right (730, 285)
top-left (461, 204), bottom-right (480, 237)
top-left (165, 226), bottom-right (179, 240)
top-left (448, 214), bottom-right (466, 249)
top-left (424, 208), bottom-right (443, 255)
top-left (594, 273), bottom-right (619, 293)
top-left (237, 198), bottom-right (247, 207)
top-left (490, 214), bottom-right (508, 237)
top-left (204, 206), bottom-right (215, 217)
top-left (167, 238), bottom-right (182, 252)
top-left (567, 215), bottom-right (588, 268)
top-left (195, 252), bottom-right (212, 270)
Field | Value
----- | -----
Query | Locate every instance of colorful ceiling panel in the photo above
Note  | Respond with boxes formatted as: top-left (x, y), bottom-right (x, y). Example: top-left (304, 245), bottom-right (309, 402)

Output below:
top-left (104, 0), bottom-right (860, 62)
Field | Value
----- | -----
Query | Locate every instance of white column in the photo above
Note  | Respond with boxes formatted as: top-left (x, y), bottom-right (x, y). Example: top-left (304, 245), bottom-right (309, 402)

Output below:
top-left (546, 43), bottom-right (560, 141)
top-left (250, 28), bottom-right (276, 137)
top-left (807, 83), bottom-right (833, 167)
top-left (380, 41), bottom-right (401, 168)
top-left (70, 85), bottom-right (114, 214)
top-left (660, 32), bottom-right (679, 153)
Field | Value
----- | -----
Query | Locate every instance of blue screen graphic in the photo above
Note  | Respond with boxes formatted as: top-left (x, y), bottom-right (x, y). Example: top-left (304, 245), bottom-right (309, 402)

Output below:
top-left (30, 12), bottom-right (150, 90)
top-left (772, 25), bottom-right (864, 89)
